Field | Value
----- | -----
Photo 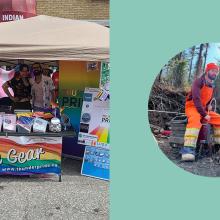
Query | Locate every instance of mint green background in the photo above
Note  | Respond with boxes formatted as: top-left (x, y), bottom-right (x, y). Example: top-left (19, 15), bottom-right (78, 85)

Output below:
top-left (111, 0), bottom-right (220, 219)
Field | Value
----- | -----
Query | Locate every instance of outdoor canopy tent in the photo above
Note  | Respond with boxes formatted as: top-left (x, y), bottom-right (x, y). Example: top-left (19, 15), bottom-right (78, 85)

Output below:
top-left (0, 15), bottom-right (109, 61)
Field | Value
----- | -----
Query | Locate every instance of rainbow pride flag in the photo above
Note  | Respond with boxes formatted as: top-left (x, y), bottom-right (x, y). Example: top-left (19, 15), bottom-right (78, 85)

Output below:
top-left (0, 136), bottom-right (62, 176)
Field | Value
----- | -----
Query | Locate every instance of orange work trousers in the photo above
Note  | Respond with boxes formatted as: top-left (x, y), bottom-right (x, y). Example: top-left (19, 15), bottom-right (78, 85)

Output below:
top-left (184, 105), bottom-right (220, 148)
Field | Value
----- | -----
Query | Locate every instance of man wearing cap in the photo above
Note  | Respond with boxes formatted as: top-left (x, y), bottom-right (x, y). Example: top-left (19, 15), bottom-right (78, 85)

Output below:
top-left (181, 62), bottom-right (220, 161)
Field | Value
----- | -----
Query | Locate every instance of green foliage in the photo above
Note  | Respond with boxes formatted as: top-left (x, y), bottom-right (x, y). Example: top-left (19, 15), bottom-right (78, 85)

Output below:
top-left (160, 44), bottom-right (211, 92)
top-left (165, 56), bottom-right (188, 89)
top-left (173, 59), bottom-right (188, 88)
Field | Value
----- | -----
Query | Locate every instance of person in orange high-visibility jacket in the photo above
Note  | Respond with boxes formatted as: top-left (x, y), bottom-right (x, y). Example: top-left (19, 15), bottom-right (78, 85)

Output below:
top-left (181, 62), bottom-right (220, 161)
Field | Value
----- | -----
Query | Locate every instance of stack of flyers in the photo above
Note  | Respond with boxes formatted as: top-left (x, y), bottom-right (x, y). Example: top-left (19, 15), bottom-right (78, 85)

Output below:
top-left (0, 112), bottom-right (5, 132)
top-left (3, 114), bottom-right (16, 132)
top-left (17, 116), bottom-right (34, 133)
top-left (33, 118), bottom-right (48, 133)
top-left (0, 114), bottom-right (3, 132)
top-left (16, 112), bottom-right (33, 119)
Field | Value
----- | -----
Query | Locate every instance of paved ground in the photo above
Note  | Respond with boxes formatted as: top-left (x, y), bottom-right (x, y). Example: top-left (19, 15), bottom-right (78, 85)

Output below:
top-left (0, 157), bottom-right (109, 220)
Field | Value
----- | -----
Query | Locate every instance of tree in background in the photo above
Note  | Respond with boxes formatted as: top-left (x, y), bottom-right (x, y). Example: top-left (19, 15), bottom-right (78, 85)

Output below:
top-left (164, 52), bottom-right (188, 89)
top-left (195, 43), bottom-right (204, 78)
top-left (203, 43), bottom-right (209, 71)
top-left (156, 43), bottom-right (214, 91)
top-left (188, 45), bottom-right (196, 83)
top-left (172, 59), bottom-right (188, 88)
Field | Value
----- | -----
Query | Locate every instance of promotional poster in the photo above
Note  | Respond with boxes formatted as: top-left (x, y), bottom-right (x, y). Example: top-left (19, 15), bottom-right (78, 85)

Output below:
top-left (78, 87), bottom-right (110, 149)
top-left (81, 145), bottom-right (110, 180)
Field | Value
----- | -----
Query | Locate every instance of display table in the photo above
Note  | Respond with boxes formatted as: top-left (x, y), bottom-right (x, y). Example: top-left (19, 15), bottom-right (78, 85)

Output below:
top-left (0, 131), bottom-right (76, 182)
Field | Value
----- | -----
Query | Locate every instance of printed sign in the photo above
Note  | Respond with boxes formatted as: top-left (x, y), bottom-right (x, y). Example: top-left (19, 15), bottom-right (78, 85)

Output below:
top-left (81, 146), bottom-right (110, 180)
top-left (0, 0), bottom-right (37, 22)
top-left (78, 88), bottom-right (110, 149)
top-left (0, 136), bottom-right (62, 175)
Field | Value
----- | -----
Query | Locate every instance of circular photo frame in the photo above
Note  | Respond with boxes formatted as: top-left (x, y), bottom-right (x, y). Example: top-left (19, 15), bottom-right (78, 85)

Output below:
top-left (148, 43), bottom-right (220, 177)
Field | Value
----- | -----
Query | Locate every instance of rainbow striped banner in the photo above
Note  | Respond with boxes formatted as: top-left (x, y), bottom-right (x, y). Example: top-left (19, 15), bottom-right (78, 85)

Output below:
top-left (0, 136), bottom-right (62, 175)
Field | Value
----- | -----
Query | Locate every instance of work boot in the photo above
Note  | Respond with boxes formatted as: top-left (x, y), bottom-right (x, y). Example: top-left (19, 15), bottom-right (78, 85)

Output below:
top-left (180, 146), bottom-right (195, 161)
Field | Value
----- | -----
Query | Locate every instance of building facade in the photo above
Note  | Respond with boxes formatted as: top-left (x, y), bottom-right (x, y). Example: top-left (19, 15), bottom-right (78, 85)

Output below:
top-left (36, 0), bottom-right (109, 20)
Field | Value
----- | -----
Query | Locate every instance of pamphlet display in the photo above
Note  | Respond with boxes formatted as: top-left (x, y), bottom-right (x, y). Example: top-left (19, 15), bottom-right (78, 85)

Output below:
top-left (0, 108), bottom-right (75, 181)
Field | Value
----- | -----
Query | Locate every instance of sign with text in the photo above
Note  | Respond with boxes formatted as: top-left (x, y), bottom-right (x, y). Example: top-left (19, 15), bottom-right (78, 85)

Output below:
top-left (78, 88), bottom-right (110, 149)
top-left (59, 61), bottom-right (101, 158)
top-left (59, 61), bottom-right (101, 132)
top-left (0, 0), bottom-right (36, 22)
top-left (0, 136), bottom-right (62, 175)
top-left (81, 146), bottom-right (110, 180)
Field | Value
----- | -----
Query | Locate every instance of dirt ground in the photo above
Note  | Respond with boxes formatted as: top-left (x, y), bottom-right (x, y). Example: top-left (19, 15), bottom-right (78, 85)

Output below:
top-left (156, 136), bottom-right (220, 177)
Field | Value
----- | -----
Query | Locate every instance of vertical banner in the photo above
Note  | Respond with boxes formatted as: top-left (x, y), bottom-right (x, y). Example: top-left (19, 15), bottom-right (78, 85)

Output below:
top-left (59, 61), bottom-right (100, 157)
top-left (0, 136), bottom-right (62, 175)
top-left (78, 87), bottom-right (110, 149)
top-left (59, 61), bottom-right (101, 132)
top-left (0, 0), bottom-right (36, 22)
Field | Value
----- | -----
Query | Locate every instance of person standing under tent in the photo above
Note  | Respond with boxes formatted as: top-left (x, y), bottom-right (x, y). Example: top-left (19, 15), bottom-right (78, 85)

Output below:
top-left (2, 64), bottom-right (31, 111)
top-left (30, 69), bottom-right (55, 111)
top-left (30, 62), bottom-right (43, 78)
top-left (42, 64), bottom-right (53, 77)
